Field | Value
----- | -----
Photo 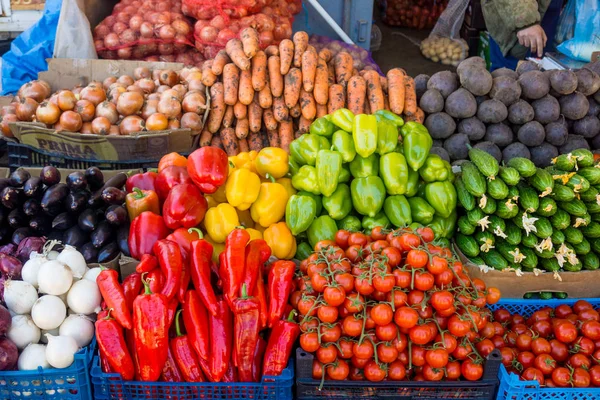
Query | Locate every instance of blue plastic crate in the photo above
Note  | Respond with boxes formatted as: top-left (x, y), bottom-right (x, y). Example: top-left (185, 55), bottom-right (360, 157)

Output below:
top-left (491, 298), bottom-right (600, 400)
top-left (0, 339), bottom-right (95, 400)
top-left (90, 355), bottom-right (294, 400)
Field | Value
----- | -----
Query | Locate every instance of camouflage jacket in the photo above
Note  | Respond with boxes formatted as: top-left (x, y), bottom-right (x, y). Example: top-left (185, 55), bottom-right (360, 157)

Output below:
top-left (482, 0), bottom-right (552, 58)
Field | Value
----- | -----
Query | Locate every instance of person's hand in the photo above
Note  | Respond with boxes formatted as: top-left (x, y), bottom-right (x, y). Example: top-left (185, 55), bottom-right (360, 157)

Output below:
top-left (517, 24), bottom-right (548, 58)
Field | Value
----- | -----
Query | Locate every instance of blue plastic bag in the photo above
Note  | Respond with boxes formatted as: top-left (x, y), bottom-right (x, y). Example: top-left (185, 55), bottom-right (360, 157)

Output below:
top-left (555, 0), bottom-right (576, 45)
top-left (557, 0), bottom-right (600, 62)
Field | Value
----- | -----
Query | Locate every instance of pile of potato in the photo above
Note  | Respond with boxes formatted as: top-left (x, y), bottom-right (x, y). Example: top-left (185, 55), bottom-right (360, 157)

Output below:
top-left (420, 36), bottom-right (468, 66)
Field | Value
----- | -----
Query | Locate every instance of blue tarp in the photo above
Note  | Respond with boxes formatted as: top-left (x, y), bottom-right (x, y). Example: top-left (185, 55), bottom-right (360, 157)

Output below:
top-left (1, 0), bottom-right (62, 95)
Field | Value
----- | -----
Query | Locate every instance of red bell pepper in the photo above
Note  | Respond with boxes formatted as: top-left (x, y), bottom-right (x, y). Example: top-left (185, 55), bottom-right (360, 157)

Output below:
top-left (95, 315), bottom-right (135, 380)
top-left (190, 231), bottom-right (218, 316)
top-left (262, 311), bottom-right (299, 377)
top-left (167, 228), bottom-right (202, 302)
top-left (153, 240), bottom-right (183, 301)
top-left (209, 296), bottom-right (233, 382)
top-left (187, 147), bottom-right (229, 194)
top-left (122, 272), bottom-right (142, 312)
top-left (161, 346), bottom-right (184, 382)
top-left (125, 329), bottom-right (140, 380)
top-left (198, 356), bottom-right (214, 382)
top-left (231, 284), bottom-right (261, 382)
top-left (241, 239), bottom-right (271, 298)
top-left (133, 278), bottom-right (170, 382)
top-left (267, 260), bottom-right (296, 328)
top-left (222, 363), bottom-right (238, 383)
top-left (221, 228), bottom-right (250, 306)
top-left (167, 297), bottom-right (178, 328)
top-left (97, 269), bottom-right (132, 330)
top-left (146, 269), bottom-right (165, 294)
top-left (182, 290), bottom-right (209, 361)
top-left (255, 273), bottom-right (268, 330)
top-left (162, 183), bottom-right (208, 230)
top-left (126, 170), bottom-right (158, 193)
top-left (136, 254), bottom-right (158, 274)
top-left (171, 310), bottom-right (205, 382)
top-left (128, 211), bottom-right (169, 260)
top-left (252, 337), bottom-right (267, 382)
top-left (155, 165), bottom-right (192, 201)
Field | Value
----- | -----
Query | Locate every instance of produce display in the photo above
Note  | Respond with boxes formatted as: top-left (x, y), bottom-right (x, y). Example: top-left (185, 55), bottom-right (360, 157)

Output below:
top-left (379, 0), bottom-right (447, 29)
top-left (417, 58), bottom-right (600, 167)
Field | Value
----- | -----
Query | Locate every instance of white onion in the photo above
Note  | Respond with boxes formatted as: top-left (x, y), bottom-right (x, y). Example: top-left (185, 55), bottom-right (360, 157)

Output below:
top-left (38, 260), bottom-right (73, 295)
top-left (40, 328), bottom-right (60, 344)
top-left (83, 267), bottom-right (102, 282)
top-left (67, 279), bottom-right (101, 315)
top-left (21, 253), bottom-right (48, 289)
top-left (4, 280), bottom-right (38, 314)
top-left (59, 315), bottom-right (94, 347)
top-left (8, 315), bottom-right (41, 349)
top-left (45, 334), bottom-right (78, 369)
top-left (47, 250), bottom-right (60, 260)
top-left (32, 295), bottom-right (67, 330)
top-left (57, 245), bottom-right (87, 279)
top-left (18, 344), bottom-right (49, 371)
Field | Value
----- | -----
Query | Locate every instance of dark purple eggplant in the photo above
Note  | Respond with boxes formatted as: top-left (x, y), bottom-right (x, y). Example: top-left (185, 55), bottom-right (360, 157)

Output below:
top-left (80, 242), bottom-right (99, 263)
top-left (40, 183), bottom-right (69, 216)
top-left (11, 227), bottom-right (32, 246)
top-left (1, 187), bottom-right (20, 209)
top-left (78, 208), bottom-right (98, 232)
top-left (52, 212), bottom-right (76, 230)
top-left (40, 166), bottom-right (61, 186)
top-left (7, 209), bottom-right (25, 229)
top-left (47, 230), bottom-right (63, 242)
top-left (0, 336), bottom-right (18, 371)
top-left (9, 168), bottom-right (30, 187)
top-left (88, 173), bottom-right (127, 207)
top-left (66, 171), bottom-right (87, 191)
top-left (91, 221), bottom-right (114, 248)
top-left (63, 225), bottom-right (88, 249)
top-left (0, 226), bottom-right (12, 244)
top-left (29, 215), bottom-right (51, 234)
top-left (15, 237), bottom-right (46, 263)
top-left (101, 187), bottom-right (126, 205)
top-left (0, 178), bottom-right (11, 192)
top-left (0, 253), bottom-right (22, 279)
top-left (0, 207), bottom-right (6, 225)
top-left (65, 190), bottom-right (89, 213)
top-left (117, 225), bottom-right (130, 257)
top-left (85, 167), bottom-right (104, 189)
top-left (0, 244), bottom-right (16, 256)
top-left (23, 199), bottom-right (40, 216)
top-left (98, 241), bottom-right (119, 263)
top-left (23, 177), bottom-right (43, 198)
top-left (105, 205), bottom-right (127, 226)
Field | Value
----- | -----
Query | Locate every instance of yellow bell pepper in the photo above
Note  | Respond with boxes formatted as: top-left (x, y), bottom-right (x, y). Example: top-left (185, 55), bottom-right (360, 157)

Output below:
top-left (264, 222), bottom-right (296, 259)
top-left (230, 151), bottom-right (258, 173)
top-left (204, 203), bottom-right (240, 243)
top-left (225, 168), bottom-right (261, 211)
top-left (205, 195), bottom-right (219, 209)
top-left (250, 178), bottom-right (289, 228)
top-left (212, 183), bottom-right (228, 203)
top-left (204, 234), bottom-right (225, 264)
top-left (246, 228), bottom-right (263, 241)
top-left (236, 208), bottom-right (255, 229)
top-left (254, 148), bottom-right (289, 179)
top-left (276, 177), bottom-right (297, 199)
top-left (254, 223), bottom-right (267, 234)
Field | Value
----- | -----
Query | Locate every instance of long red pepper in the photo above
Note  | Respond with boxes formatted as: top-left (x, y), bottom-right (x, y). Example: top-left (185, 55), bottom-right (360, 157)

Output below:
top-left (208, 296), bottom-right (233, 382)
top-left (251, 337), bottom-right (267, 382)
top-left (153, 239), bottom-right (183, 301)
top-left (122, 273), bottom-right (142, 312)
top-left (171, 310), bottom-right (205, 382)
top-left (166, 228), bottom-right (201, 302)
top-left (125, 328), bottom-right (140, 380)
top-left (189, 230), bottom-right (218, 316)
top-left (221, 228), bottom-right (250, 306)
top-left (95, 315), bottom-right (135, 380)
top-left (241, 239), bottom-right (271, 298)
top-left (97, 269), bottom-right (132, 330)
top-left (161, 346), bottom-right (184, 382)
top-left (99, 349), bottom-right (113, 373)
top-left (133, 276), bottom-right (170, 381)
top-left (255, 274), bottom-right (268, 330)
top-left (182, 290), bottom-right (209, 361)
top-left (136, 254), bottom-right (158, 274)
top-left (146, 269), bottom-right (165, 294)
top-left (167, 297), bottom-right (178, 328)
top-left (262, 311), bottom-right (299, 376)
top-left (198, 356), bottom-right (215, 382)
top-left (222, 363), bottom-right (238, 383)
top-left (231, 284), bottom-right (261, 382)
top-left (267, 260), bottom-right (296, 328)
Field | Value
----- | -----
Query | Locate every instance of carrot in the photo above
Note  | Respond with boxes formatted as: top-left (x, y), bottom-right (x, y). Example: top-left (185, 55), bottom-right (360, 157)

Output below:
top-left (263, 108), bottom-right (278, 131)
top-left (223, 63), bottom-right (240, 106)
top-left (265, 45), bottom-right (279, 57)
top-left (222, 105), bottom-right (235, 128)
top-left (313, 57), bottom-right (329, 106)
top-left (201, 60), bottom-right (217, 87)
top-left (284, 67), bottom-right (302, 108)
top-left (279, 39), bottom-right (294, 75)
top-left (298, 115), bottom-right (311, 134)
top-left (199, 128), bottom-right (213, 147)
top-left (278, 119), bottom-right (294, 152)
top-left (268, 56), bottom-right (284, 97)
top-left (220, 127), bottom-right (239, 156)
top-left (384, 96), bottom-right (390, 111)
top-left (387, 68), bottom-right (406, 115)
top-left (292, 31), bottom-right (309, 68)
top-left (238, 138), bottom-right (249, 153)
top-left (327, 84), bottom-right (345, 114)
top-left (267, 128), bottom-right (280, 147)
top-left (272, 96), bottom-right (289, 122)
top-left (233, 101), bottom-right (247, 120)
top-left (403, 75), bottom-right (418, 116)
top-left (334, 52), bottom-right (353, 88)
top-left (290, 103), bottom-right (301, 119)
top-left (235, 118), bottom-right (249, 139)
top-left (363, 70), bottom-right (385, 113)
top-left (318, 48), bottom-right (332, 62)
top-left (316, 103), bottom-right (328, 118)
top-left (352, 69), bottom-right (359, 77)
top-left (226, 39), bottom-right (251, 71)
top-left (212, 50), bottom-right (231, 76)
top-left (248, 97), bottom-right (262, 133)
top-left (247, 131), bottom-right (263, 152)
top-left (207, 83), bottom-right (225, 133)
top-left (240, 27), bottom-right (260, 58)
top-left (327, 62), bottom-right (336, 86)
top-left (301, 48), bottom-right (317, 92)
top-left (364, 99), bottom-right (371, 114)
top-left (251, 50), bottom-right (267, 91)
top-left (238, 70), bottom-right (254, 106)
top-left (380, 76), bottom-right (389, 93)
top-left (300, 89), bottom-right (316, 120)
top-left (405, 107), bottom-right (425, 123)
top-left (258, 82), bottom-right (273, 109)
top-left (211, 134), bottom-right (224, 150)
top-left (347, 75), bottom-right (367, 116)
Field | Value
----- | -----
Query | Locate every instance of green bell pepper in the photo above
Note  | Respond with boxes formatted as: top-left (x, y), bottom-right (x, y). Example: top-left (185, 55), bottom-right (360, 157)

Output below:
top-left (377, 120), bottom-right (399, 155)
top-left (295, 242), bottom-right (313, 260)
top-left (428, 210), bottom-right (457, 239)
top-left (331, 108), bottom-right (355, 132)
top-left (384, 195), bottom-right (412, 227)
top-left (307, 215), bottom-right (339, 248)
top-left (288, 156), bottom-right (301, 176)
top-left (362, 211), bottom-right (390, 230)
top-left (350, 176), bottom-right (386, 217)
top-left (401, 122), bottom-right (432, 171)
top-left (349, 154), bottom-right (379, 178)
top-left (443, 160), bottom-right (455, 183)
top-left (337, 215), bottom-right (362, 232)
top-left (285, 194), bottom-right (317, 235)
top-left (400, 121), bottom-right (429, 137)
top-left (352, 114), bottom-right (378, 158)
top-left (424, 180), bottom-right (457, 218)
top-left (289, 134), bottom-right (321, 166)
top-left (406, 169), bottom-right (420, 197)
top-left (322, 184), bottom-right (352, 220)
top-left (419, 154), bottom-right (449, 183)
top-left (375, 109), bottom-right (404, 127)
top-left (316, 150), bottom-right (342, 197)
top-left (292, 165), bottom-right (320, 194)
top-left (310, 116), bottom-right (335, 137)
top-left (407, 197), bottom-right (435, 224)
top-left (297, 191), bottom-right (322, 215)
top-left (339, 165), bottom-right (351, 183)
top-left (332, 130), bottom-right (356, 163)
top-left (380, 152), bottom-right (409, 195)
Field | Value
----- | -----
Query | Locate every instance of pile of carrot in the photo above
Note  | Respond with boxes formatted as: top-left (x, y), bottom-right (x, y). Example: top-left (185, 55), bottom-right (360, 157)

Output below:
top-left (197, 27), bottom-right (422, 155)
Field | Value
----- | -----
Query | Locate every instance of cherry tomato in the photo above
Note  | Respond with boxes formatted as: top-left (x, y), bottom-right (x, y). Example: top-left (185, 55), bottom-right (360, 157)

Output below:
top-left (485, 287), bottom-right (501, 304)
top-left (452, 343), bottom-right (472, 360)
top-left (417, 226), bottom-right (434, 242)
top-left (388, 360), bottom-right (407, 380)
top-left (409, 325), bottom-right (433, 345)
top-left (364, 360), bottom-right (386, 382)
top-left (582, 320), bottom-right (600, 340)
top-left (320, 324), bottom-right (342, 343)
top-left (393, 269), bottom-right (411, 288)
top-left (551, 367), bottom-right (571, 387)
top-left (435, 269), bottom-right (454, 286)
top-left (572, 367), bottom-right (591, 388)
top-left (406, 249), bottom-right (428, 268)
top-left (572, 336), bottom-right (595, 356)
top-left (375, 322), bottom-right (398, 342)
top-left (342, 315), bottom-right (363, 337)
top-left (550, 339), bottom-right (570, 363)
top-left (574, 300), bottom-right (594, 314)
top-left (373, 273), bottom-right (396, 293)
top-left (355, 277), bottom-right (375, 296)
top-left (480, 322), bottom-right (496, 339)
top-left (349, 366), bottom-right (364, 381)
top-left (394, 333), bottom-right (408, 353)
top-left (493, 308), bottom-right (512, 323)
top-left (517, 351), bottom-right (536, 369)
top-left (347, 232), bottom-right (368, 247)
top-left (423, 364), bottom-right (444, 381)
top-left (394, 306), bottom-right (419, 329)
top-left (521, 367), bottom-right (545, 385)
top-left (427, 255), bottom-right (448, 275)
top-left (377, 342), bottom-right (399, 363)
top-left (531, 338), bottom-right (551, 355)
top-left (589, 365), bottom-right (600, 387)
top-left (569, 353), bottom-right (592, 369)
top-left (381, 246), bottom-right (402, 267)
top-left (446, 360), bottom-right (462, 380)
top-left (430, 290), bottom-right (454, 311)
top-left (425, 348), bottom-right (449, 368)
top-left (335, 230), bottom-right (351, 248)
top-left (345, 244), bottom-right (364, 263)
top-left (435, 333), bottom-right (457, 353)
top-left (500, 347), bottom-right (516, 367)
top-left (461, 359), bottom-right (484, 381)
top-left (414, 271), bottom-right (435, 291)
top-left (370, 303), bottom-right (393, 326)
top-left (532, 320), bottom-right (553, 338)
top-left (311, 273), bottom-right (329, 292)
top-left (317, 306), bottom-right (339, 323)
top-left (370, 226), bottom-right (388, 241)
top-left (533, 354), bottom-right (556, 376)
top-left (353, 340), bottom-right (374, 359)
top-left (388, 289), bottom-right (408, 309)
top-left (351, 355), bottom-right (369, 368)
top-left (316, 345), bottom-right (338, 363)
top-left (312, 360), bottom-right (324, 379)
top-left (554, 304), bottom-right (573, 318)
top-left (579, 308), bottom-right (600, 322)
top-left (448, 315), bottom-right (471, 337)
top-left (407, 290), bottom-right (425, 306)
top-left (475, 339), bottom-right (495, 357)
top-left (411, 345), bottom-right (426, 366)
top-left (327, 359), bottom-right (350, 380)
top-left (343, 292), bottom-right (365, 314)
top-left (314, 240), bottom-right (335, 252)
top-left (554, 320), bottom-right (578, 344)
top-left (397, 233), bottom-right (420, 252)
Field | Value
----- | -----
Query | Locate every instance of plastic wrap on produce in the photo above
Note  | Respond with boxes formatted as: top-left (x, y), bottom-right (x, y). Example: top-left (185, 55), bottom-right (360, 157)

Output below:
top-left (556, 0), bottom-right (600, 62)
top-left (308, 35), bottom-right (383, 76)
top-left (379, 0), bottom-right (448, 29)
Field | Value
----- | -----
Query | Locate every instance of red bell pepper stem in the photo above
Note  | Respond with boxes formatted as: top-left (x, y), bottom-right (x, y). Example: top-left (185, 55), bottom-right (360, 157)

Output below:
top-left (255, 273), bottom-right (268, 330)
top-left (171, 310), bottom-right (205, 382)
top-left (232, 284), bottom-right (261, 382)
top-left (241, 239), bottom-right (271, 298)
top-left (122, 272), bottom-right (142, 312)
top-left (267, 260), bottom-right (296, 328)
top-left (252, 337), bottom-right (267, 382)
top-left (97, 269), bottom-right (132, 330)
top-left (153, 239), bottom-right (183, 301)
top-left (133, 275), bottom-right (170, 381)
top-left (189, 229), bottom-right (219, 316)
top-left (162, 183), bottom-right (208, 230)
top-left (182, 290), bottom-right (210, 361)
top-left (95, 312), bottom-right (135, 380)
top-left (128, 211), bottom-right (169, 260)
top-left (187, 147), bottom-right (229, 194)
top-left (161, 346), bottom-right (184, 382)
top-left (221, 227), bottom-right (250, 306)
top-left (136, 254), bottom-right (158, 274)
top-left (262, 310), bottom-right (299, 377)
top-left (209, 296), bottom-right (233, 382)
top-left (146, 269), bottom-right (165, 294)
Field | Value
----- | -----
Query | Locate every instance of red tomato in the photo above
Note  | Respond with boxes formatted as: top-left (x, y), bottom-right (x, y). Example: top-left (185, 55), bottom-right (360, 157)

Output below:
top-left (425, 348), bottom-right (449, 368)
top-left (446, 360), bottom-right (462, 380)
top-left (582, 320), bottom-right (600, 340)
top-left (371, 303), bottom-right (394, 326)
top-left (364, 360), bottom-right (387, 382)
top-left (409, 325), bottom-right (434, 345)
top-left (335, 230), bottom-right (351, 248)
top-left (393, 270), bottom-right (411, 288)
top-left (531, 338), bottom-right (551, 355)
top-left (533, 354), bottom-right (556, 376)
top-left (517, 351), bottom-right (536, 369)
top-left (572, 367), bottom-right (591, 388)
top-left (521, 367), bottom-right (545, 385)
top-left (388, 360), bottom-right (407, 380)
top-left (327, 359), bottom-right (350, 380)
top-left (394, 306), bottom-right (419, 329)
top-left (589, 365), bottom-right (600, 387)
top-left (381, 246), bottom-right (401, 267)
top-left (554, 320), bottom-right (578, 344)
top-left (423, 364), bottom-right (444, 381)
top-left (319, 323), bottom-right (341, 343)
top-left (554, 304), bottom-right (573, 318)
top-left (430, 290), bottom-right (454, 311)
top-left (551, 367), bottom-right (571, 387)
top-left (312, 360), bottom-right (324, 379)
top-left (316, 345), bottom-right (337, 363)
top-left (569, 353), bottom-right (592, 369)
top-left (461, 359), bottom-right (484, 381)
top-left (550, 339), bottom-right (570, 363)
top-left (377, 342), bottom-right (399, 363)
top-left (574, 300), bottom-right (594, 314)
top-left (413, 271), bottom-right (435, 291)
top-left (353, 341), bottom-right (374, 359)
top-left (572, 336), bottom-right (595, 356)
top-left (448, 315), bottom-right (471, 337)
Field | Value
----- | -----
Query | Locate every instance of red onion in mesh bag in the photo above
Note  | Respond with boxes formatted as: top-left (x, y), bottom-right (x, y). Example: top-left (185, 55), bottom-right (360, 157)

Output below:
top-left (16, 236), bottom-right (46, 263)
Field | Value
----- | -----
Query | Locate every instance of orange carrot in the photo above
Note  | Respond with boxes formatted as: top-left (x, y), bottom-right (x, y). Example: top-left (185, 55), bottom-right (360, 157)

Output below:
top-left (258, 82), bottom-right (273, 109)
top-left (234, 101), bottom-right (247, 120)
top-left (211, 134), bottom-right (224, 150)
top-left (279, 119), bottom-right (294, 152)
top-left (248, 131), bottom-right (263, 151)
top-left (363, 70), bottom-right (385, 113)
top-left (268, 56), bottom-right (284, 97)
top-left (289, 103), bottom-right (301, 119)
top-left (298, 115), bottom-right (311, 134)
top-left (238, 138), bottom-right (249, 153)
top-left (316, 103), bottom-right (328, 118)
top-left (403, 75), bottom-right (418, 116)
top-left (384, 96), bottom-right (390, 111)
top-left (405, 107), bottom-right (425, 123)
top-left (251, 50), bottom-right (267, 91)
top-left (212, 50), bottom-right (231, 76)
top-left (238, 70), bottom-right (254, 106)
top-left (300, 88), bottom-right (316, 120)
top-left (263, 108), bottom-right (278, 131)
top-left (223, 63), bottom-right (240, 106)
top-left (314, 57), bottom-right (329, 105)
top-left (265, 45), bottom-right (279, 57)
top-left (220, 127), bottom-right (239, 155)
top-left (199, 128), bottom-right (213, 147)
top-left (292, 31), bottom-right (309, 68)
top-left (318, 48), bottom-right (332, 62)
top-left (284, 67), bottom-right (302, 108)
top-left (301, 48), bottom-right (317, 92)
top-left (327, 84), bottom-right (345, 114)
top-left (235, 117), bottom-right (249, 139)
top-left (334, 52), bottom-right (353, 88)
top-left (380, 76), bottom-right (389, 93)
top-left (279, 39), bottom-right (294, 75)
top-left (240, 27), bottom-right (260, 58)
top-left (347, 75), bottom-right (367, 116)
top-left (201, 60), bottom-right (217, 87)
top-left (248, 98), bottom-right (262, 133)
top-left (207, 82), bottom-right (225, 133)
top-left (387, 68), bottom-right (406, 115)
top-left (327, 62), bottom-right (335, 86)
top-left (222, 105), bottom-right (235, 128)
top-left (267, 129), bottom-right (280, 147)
top-left (272, 96), bottom-right (289, 122)
top-left (225, 39), bottom-right (251, 71)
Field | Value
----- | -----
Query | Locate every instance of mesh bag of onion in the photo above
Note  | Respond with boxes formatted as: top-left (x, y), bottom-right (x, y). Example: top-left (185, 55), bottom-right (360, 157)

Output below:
top-left (308, 35), bottom-right (383, 75)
